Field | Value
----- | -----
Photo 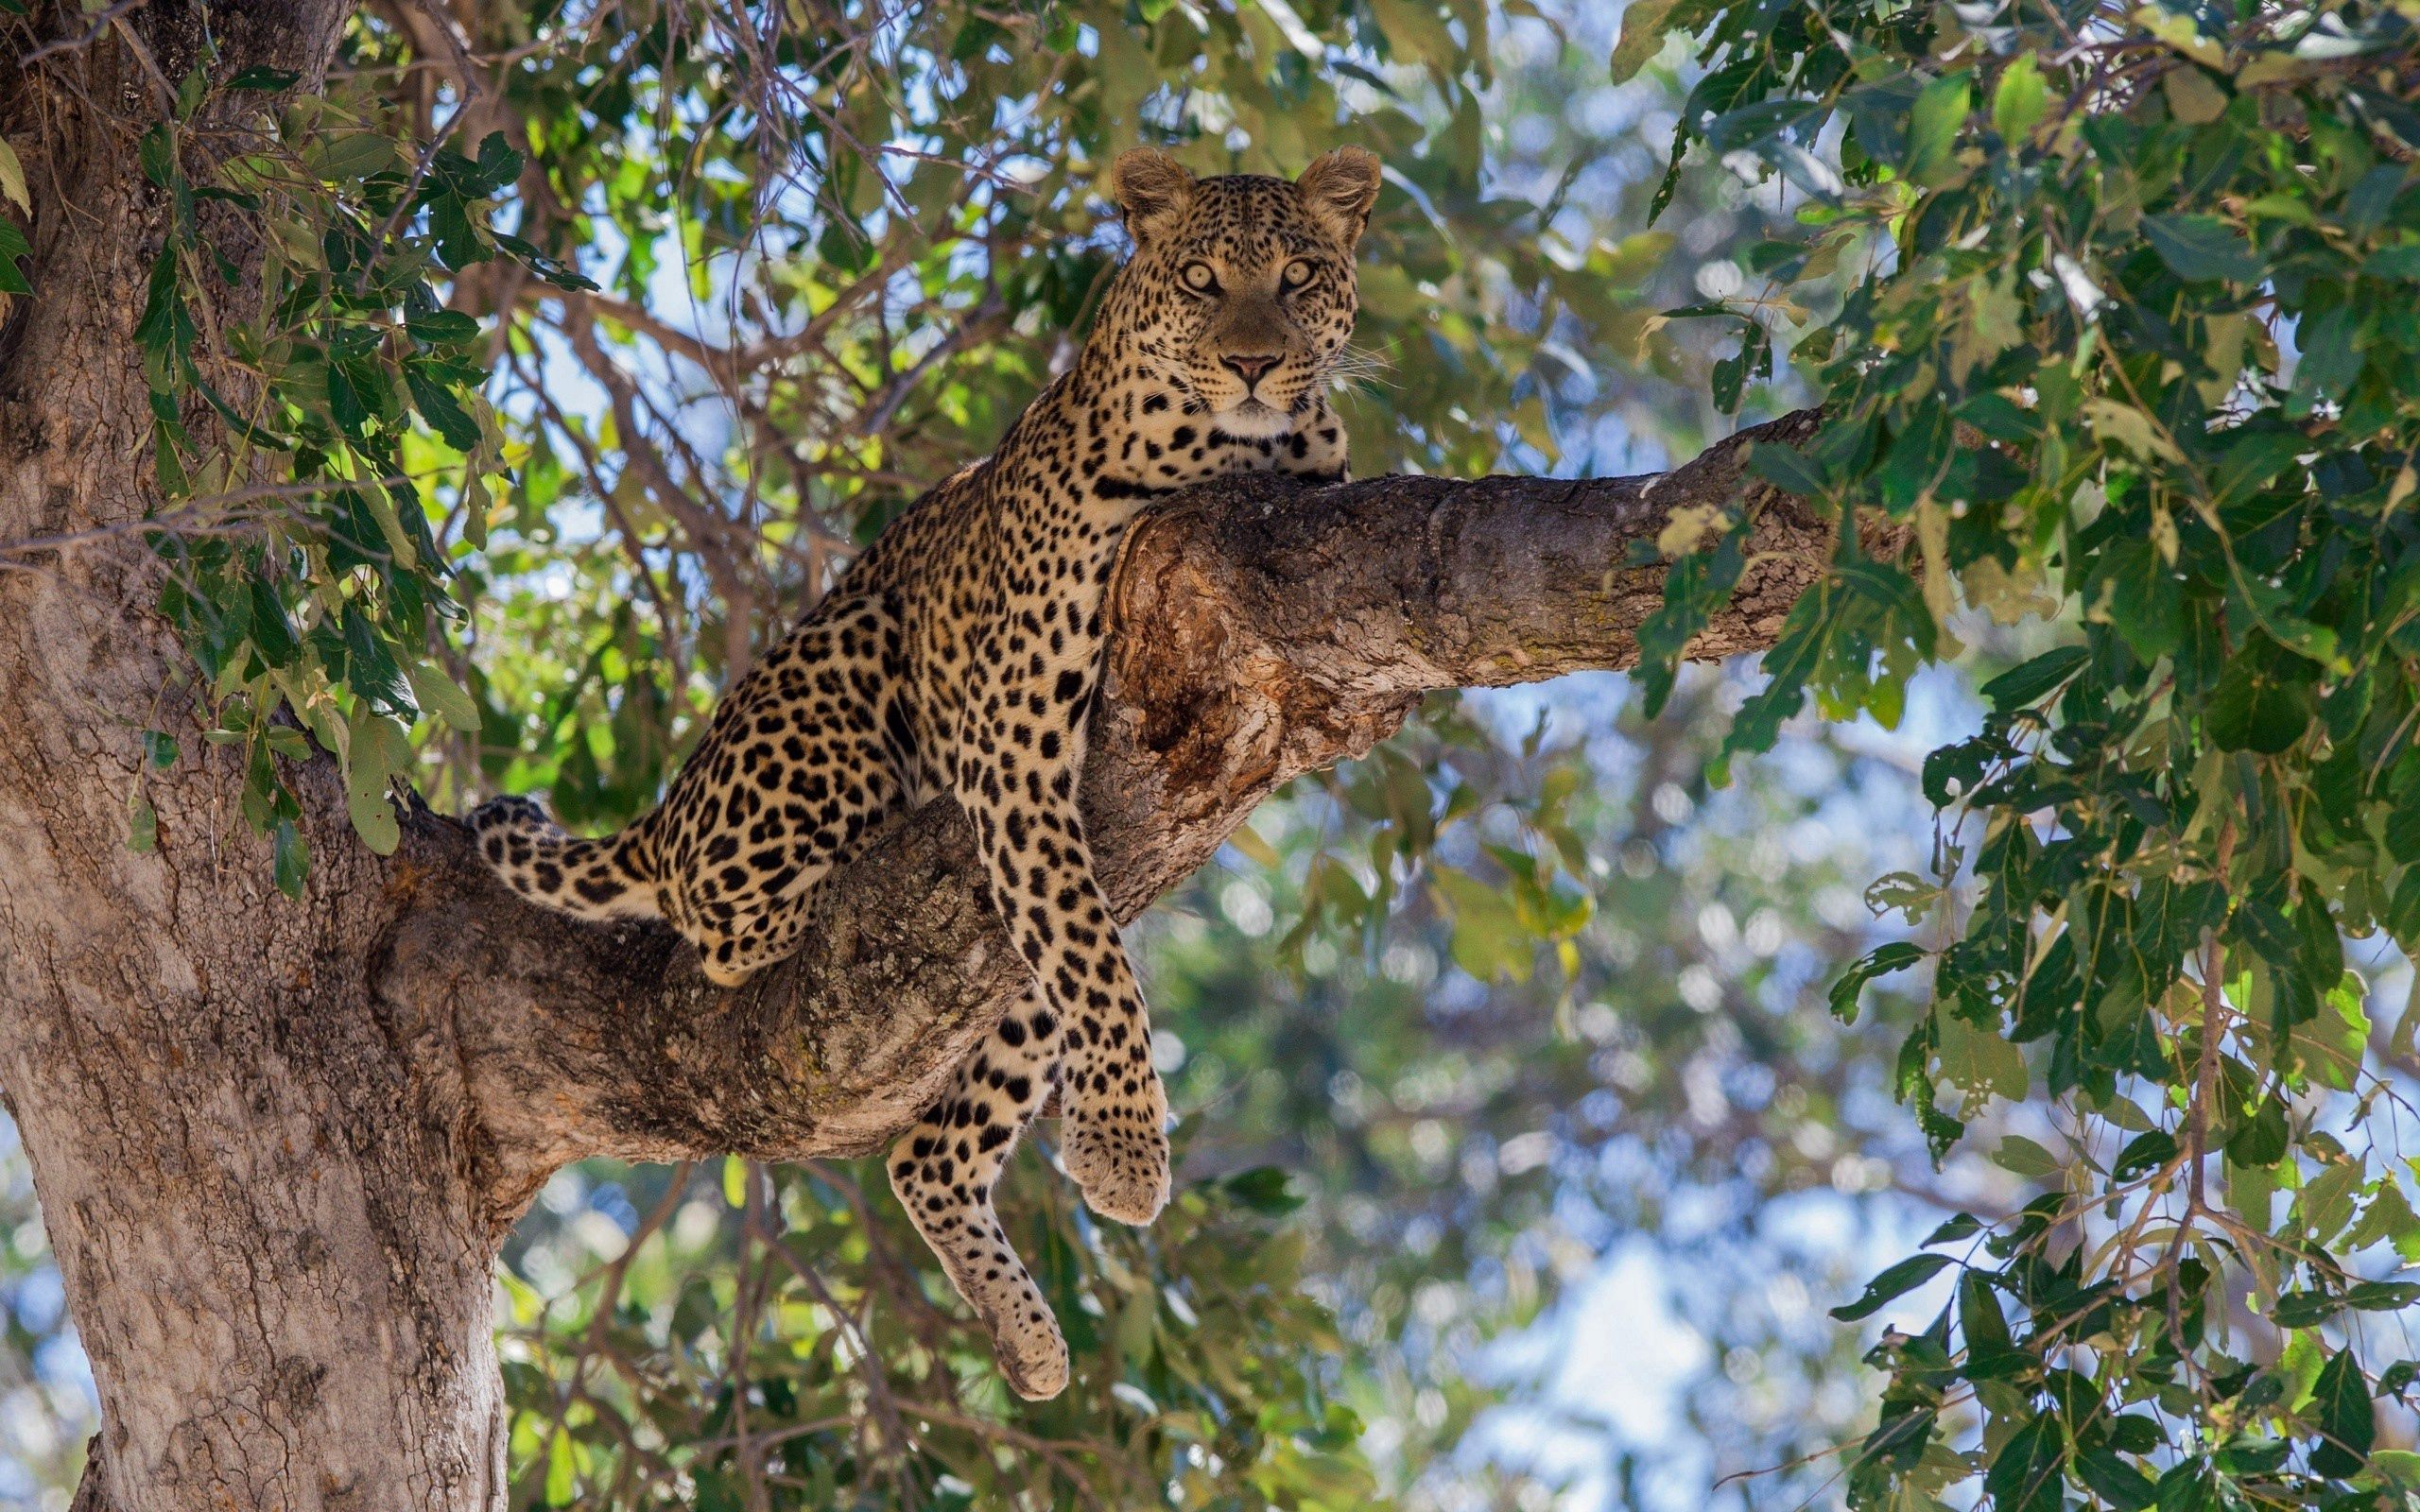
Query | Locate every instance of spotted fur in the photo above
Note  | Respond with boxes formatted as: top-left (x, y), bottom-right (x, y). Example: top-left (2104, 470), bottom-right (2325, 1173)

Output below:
top-left (471, 146), bottom-right (1381, 1399)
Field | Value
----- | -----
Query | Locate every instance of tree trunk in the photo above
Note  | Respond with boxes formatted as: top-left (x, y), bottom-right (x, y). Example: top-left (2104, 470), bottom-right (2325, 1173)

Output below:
top-left (0, 12), bottom-right (1852, 1509)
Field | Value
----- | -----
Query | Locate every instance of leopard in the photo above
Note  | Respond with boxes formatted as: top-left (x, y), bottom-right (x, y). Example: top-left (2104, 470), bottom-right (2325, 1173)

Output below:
top-left (469, 145), bottom-right (1381, 1400)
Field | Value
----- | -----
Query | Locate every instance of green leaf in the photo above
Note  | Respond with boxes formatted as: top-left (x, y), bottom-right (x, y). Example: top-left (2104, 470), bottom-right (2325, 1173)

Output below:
top-left (304, 131), bottom-right (401, 183)
top-left (2345, 1179), bottom-right (2420, 1263)
top-left (2143, 214), bottom-right (2262, 283)
top-left (1829, 1252), bottom-right (1952, 1321)
top-left (340, 605), bottom-right (419, 720)
top-left (248, 578), bottom-right (300, 666)
top-left (226, 65), bottom-right (302, 92)
top-left (1637, 528), bottom-right (1745, 716)
top-left (2345, 1280), bottom-right (2420, 1311)
top-left (406, 368), bottom-right (483, 450)
top-left (1747, 441), bottom-right (1828, 498)
top-left (272, 818), bottom-right (309, 899)
top-left (2309, 1347), bottom-right (2375, 1477)
top-left (405, 661), bottom-right (483, 734)
top-left (0, 138), bottom-right (28, 215)
top-left (127, 795), bottom-right (157, 854)
top-left (343, 708), bottom-right (406, 856)
top-left (406, 309), bottom-right (483, 345)
top-left (1924, 1212), bottom-right (1982, 1246)
top-left (2375, 1452), bottom-right (2420, 1492)
top-left (425, 192), bottom-right (484, 271)
top-left (0, 216), bottom-right (29, 295)
top-left (467, 130), bottom-right (525, 195)
top-left (2207, 650), bottom-right (2316, 753)
top-left (1222, 1166), bottom-right (1305, 1215)
top-left (2090, 541), bottom-right (2184, 662)
top-left (2225, 1098), bottom-right (2289, 1166)
top-left (1114, 1289), bottom-right (1158, 1367)
top-left (2362, 244), bottom-right (2420, 281)
top-left (1903, 73), bottom-right (1971, 186)
top-left (1934, 1011), bottom-right (2027, 1105)
top-left (1993, 1134), bottom-right (2064, 1180)
top-left (544, 1427), bottom-right (576, 1505)
top-left (1984, 1413), bottom-right (2066, 1512)
top-left (2073, 1445), bottom-right (2156, 1510)
top-left (492, 232), bottom-right (600, 291)
top-left (2084, 398), bottom-right (2178, 462)
top-left (2301, 1161), bottom-right (2364, 1246)
top-left (1608, 0), bottom-right (1681, 83)
top-left (142, 730), bottom-right (179, 769)
top-left (1828, 941), bottom-right (1925, 1022)
top-left (1433, 865), bottom-right (1537, 983)
top-left (2290, 303), bottom-right (2361, 411)
top-left (1959, 1267), bottom-right (2012, 1357)
top-left (1991, 54), bottom-right (2048, 142)
top-left (2110, 1129), bottom-right (2178, 1183)
top-left (138, 125), bottom-right (177, 189)
top-left (2272, 1289), bottom-right (2345, 1329)
top-left (175, 60), bottom-right (206, 122)
top-left (2290, 973), bottom-right (2369, 1091)
top-left (1710, 358), bottom-right (1743, 420)
top-left (1978, 644), bottom-right (2089, 712)
top-left (2161, 66), bottom-right (2229, 125)
top-left (135, 249), bottom-right (192, 387)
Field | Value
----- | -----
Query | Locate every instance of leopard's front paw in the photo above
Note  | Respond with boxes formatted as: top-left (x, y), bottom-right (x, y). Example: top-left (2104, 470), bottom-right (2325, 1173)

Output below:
top-left (1063, 1106), bottom-right (1171, 1227)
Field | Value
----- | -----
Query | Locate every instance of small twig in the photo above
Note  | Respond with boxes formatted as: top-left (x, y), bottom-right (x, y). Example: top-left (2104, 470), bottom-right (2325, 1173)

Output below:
top-left (20, 0), bottom-right (149, 68)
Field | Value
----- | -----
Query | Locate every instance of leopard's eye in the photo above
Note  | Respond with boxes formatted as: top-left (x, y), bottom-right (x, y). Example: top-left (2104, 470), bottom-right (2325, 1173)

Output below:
top-left (1281, 259), bottom-right (1315, 291)
top-left (1180, 261), bottom-right (1220, 296)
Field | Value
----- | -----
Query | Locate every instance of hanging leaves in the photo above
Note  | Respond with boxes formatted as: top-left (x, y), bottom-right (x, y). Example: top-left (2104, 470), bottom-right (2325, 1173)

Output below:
top-left (1628, 0), bottom-right (2420, 1501)
top-left (114, 72), bottom-right (567, 879)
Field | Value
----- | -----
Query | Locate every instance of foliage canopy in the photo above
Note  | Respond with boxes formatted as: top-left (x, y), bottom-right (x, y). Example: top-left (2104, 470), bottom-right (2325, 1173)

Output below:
top-left (1632, 0), bottom-right (2420, 1503)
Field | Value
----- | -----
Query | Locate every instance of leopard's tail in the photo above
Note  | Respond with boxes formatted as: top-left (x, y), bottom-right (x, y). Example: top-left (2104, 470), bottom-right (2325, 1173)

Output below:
top-left (467, 795), bottom-right (662, 922)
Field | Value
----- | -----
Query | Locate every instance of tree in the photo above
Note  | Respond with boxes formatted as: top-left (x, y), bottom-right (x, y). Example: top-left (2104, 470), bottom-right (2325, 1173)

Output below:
top-left (6, 0), bottom-right (2419, 1509)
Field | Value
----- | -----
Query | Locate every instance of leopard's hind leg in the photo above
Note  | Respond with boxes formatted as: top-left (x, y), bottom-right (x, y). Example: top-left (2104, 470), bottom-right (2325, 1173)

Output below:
top-left (888, 987), bottom-right (1068, 1400)
top-left (657, 597), bottom-right (912, 987)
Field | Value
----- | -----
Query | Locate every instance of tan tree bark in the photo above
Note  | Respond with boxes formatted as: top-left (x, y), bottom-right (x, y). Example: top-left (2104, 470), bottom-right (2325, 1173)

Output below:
top-left (0, 9), bottom-right (1843, 1509)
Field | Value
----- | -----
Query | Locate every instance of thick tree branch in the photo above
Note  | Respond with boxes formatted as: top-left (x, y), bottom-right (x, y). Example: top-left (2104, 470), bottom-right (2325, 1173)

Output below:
top-left (375, 408), bottom-right (1836, 1218)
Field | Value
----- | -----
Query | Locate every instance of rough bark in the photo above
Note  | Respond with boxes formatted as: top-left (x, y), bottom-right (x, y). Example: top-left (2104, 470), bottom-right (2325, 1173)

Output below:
top-left (0, 11), bottom-right (1850, 1511)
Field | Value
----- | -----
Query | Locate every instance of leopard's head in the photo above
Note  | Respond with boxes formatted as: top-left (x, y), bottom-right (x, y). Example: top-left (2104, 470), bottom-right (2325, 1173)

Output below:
top-left (1096, 146), bottom-right (1380, 438)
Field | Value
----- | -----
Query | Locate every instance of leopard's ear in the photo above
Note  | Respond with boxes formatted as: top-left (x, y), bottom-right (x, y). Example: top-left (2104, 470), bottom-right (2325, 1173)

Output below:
top-left (1112, 147), bottom-right (1197, 244)
top-left (1295, 146), bottom-right (1382, 249)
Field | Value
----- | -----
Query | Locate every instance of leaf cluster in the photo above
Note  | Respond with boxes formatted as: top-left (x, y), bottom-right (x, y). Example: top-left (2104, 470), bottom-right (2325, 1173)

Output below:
top-left (103, 51), bottom-right (582, 870)
top-left (1630, 0), bottom-right (2420, 1501)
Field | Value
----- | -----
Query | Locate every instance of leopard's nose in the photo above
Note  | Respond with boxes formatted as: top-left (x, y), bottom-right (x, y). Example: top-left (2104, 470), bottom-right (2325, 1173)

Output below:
top-left (1220, 352), bottom-right (1280, 387)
